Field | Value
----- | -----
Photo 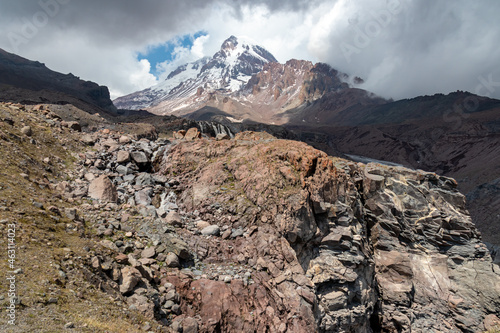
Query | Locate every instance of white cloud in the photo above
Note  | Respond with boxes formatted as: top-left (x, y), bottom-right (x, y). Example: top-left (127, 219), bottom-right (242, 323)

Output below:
top-left (122, 59), bottom-right (158, 99)
top-left (155, 34), bottom-right (211, 81)
top-left (0, 0), bottom-right (499, 100)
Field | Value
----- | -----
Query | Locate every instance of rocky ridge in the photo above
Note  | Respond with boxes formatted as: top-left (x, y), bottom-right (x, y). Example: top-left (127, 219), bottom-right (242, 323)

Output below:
top-left (1, 101), bottom-right (499, 332)
top-left (0, 48), bottom-right (117, 114)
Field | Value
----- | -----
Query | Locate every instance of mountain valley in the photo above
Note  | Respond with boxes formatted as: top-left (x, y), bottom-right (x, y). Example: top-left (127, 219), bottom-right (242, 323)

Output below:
top-left (0, 36), bottom-right (499, 333)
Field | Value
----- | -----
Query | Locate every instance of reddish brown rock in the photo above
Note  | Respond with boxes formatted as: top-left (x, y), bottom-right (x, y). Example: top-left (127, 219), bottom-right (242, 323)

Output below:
top-left (153, 132), bottom-right (500, 333)
top-left (88, 175), bottom-right (118, 203)
top-left (119, 266), bottom-right (141, 294)
top-left (173, 130), bottom-right (186, 139)
top-left (184, 127), bottom-right (201, 141)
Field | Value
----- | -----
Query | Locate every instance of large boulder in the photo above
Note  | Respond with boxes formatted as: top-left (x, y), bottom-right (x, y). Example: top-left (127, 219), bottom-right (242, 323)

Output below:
top-left (130, 151), bottom-right (150, 170)
top-left (88, 175), bottom-right (118, 203)
top-left (184, 128), bottom-right (201, 141)
top-left (119, 266), bottom-right (141, 294)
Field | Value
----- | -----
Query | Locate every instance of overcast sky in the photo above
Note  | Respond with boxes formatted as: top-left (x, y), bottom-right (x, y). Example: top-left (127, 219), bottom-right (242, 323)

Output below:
top-left (0, 0), bottom-right (499, 100)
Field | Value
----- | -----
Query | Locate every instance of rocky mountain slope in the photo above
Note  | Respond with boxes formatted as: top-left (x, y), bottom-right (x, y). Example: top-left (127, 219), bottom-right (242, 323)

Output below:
top-left (115, 35), bottom-right (500, 250)
top-left (1, 101), bottom-right (499, 332)
top-left (0, 48), bottom-right (116, 114)
top-left (289, 91), bottom-right (500, 246)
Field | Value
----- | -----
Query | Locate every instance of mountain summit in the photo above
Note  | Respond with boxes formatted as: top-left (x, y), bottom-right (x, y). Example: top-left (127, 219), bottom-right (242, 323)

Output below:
top-left (114, 36), bottom-right (278, 111)
top-left (113, 36), bottom-right (378, 124)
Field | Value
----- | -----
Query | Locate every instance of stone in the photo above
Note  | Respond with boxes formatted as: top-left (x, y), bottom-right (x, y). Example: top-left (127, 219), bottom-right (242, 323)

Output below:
top-left (135, 173), bottom-right (154, 186)
top-left (128, 294), bottom-right (155, 318)
top-left (21, 126), bottom-right (32, 136)
top-left (116, 151), bottom-right (130, 164)
top-left (65, 121), bottom-right (81, 132)
top-left (116, 165), bottom-right (129, 175)
top-left (323, 291), bottom-right (347, 311)
top-left (171, 304), bottom-right (181, 315)
top-left (164, 300), bottom-right (175, 309)
top-left (134, 189), bottom-right (152, 206)
top-left (141, 247), bottom-right (156, 259)
top-left (119, 135), bottom-right (132, 144)
top-left (184, 128), bottom-right (201, 141)
top-left (64, 208), bottom-right (78, 221)
top-left (166, 252), bottom-right (180, 268)
top-left (80, 134), bottom-right (95, 145)
top-left (222, 229), bottom-right (231, 239)
top-left (195, 220), bottom-right (211, 230)
top-left (91, 256), bottom-right (101, 270)
top-left (216, 133), bottom-right (230, 141)
top-left (183, 317), bottom-right (199, 333)
top-left (64, 322), bottom-right (75, 329)
top-left (164, 289), bottom-right (180, 302)
top-left (84, 173), bottom-right (95, 182)
top-left (231, 228), bottom-right (245, 238)
top-left (115, 253), bottom-right (129, 264)
top-left (119, 266), bottom-right (142, 294)
top-left (201, 225), bottom-right (220, 236)
top-left (173, 130), bottom-right (186, 139)
top-left (484, 314), bottom-right (500, 331)
top-left (130, 151), bottom-right (149, 165)
top-left (165, 211), bottom-right (183, 227)
top-left (88, 175), bottom-right (118, 203)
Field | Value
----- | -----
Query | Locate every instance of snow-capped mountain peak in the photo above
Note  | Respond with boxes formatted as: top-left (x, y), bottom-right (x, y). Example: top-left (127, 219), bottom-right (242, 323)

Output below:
top-left (114, 36), bottom-right (278, 110)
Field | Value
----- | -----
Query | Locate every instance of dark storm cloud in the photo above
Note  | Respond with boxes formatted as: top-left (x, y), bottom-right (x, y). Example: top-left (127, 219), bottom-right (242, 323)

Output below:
top-left (0, 0), bottom-right (317, 47)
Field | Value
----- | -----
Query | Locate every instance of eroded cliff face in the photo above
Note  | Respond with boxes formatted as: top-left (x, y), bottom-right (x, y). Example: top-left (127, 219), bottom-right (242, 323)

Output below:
top-left (156, 132), bottom-right (500, 332)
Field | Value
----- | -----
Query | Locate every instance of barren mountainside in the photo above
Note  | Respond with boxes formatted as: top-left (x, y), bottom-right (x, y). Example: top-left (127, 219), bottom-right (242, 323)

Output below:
top-left (0, 48), bottom-right (116, 114)
top-left (1, 102), bottom-right (499, 332)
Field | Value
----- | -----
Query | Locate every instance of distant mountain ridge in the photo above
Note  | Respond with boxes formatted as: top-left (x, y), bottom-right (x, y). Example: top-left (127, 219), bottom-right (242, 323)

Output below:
top-left (0, 48), bottom-right (116, 114)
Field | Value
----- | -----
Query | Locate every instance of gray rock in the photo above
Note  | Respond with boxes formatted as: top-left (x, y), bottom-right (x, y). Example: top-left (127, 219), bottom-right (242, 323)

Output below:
top-left (164, 211), bottom-right (183, 227)
top-left (141, 246), bottom-right (156, 259)
top-left (131, 151), bottom-right (149, 167)
top-left (171, 304), bottom-right (181, 315)
top-left (166, 252), bottom-right (180, 268)
top-left (116, 165), bottom-right (129, 175)
top-left (134, 189), bottom-right (152, 206)
top-left (231, 228), bottom-right (245, 238)
top-left (164, 289), bottom-right (180, 303)
top-left (135, 173), bottom-right (154, 186)
top-left (164, 300), bottom-right (175, 309)
top-left (183, 317), bottom-right (199, 333)
top-left (216, 133), bottom-right (230, 141)
top-left (201, 225), bottom-right (220, 236)
top-left (123, 174), bottom-right (135, 182)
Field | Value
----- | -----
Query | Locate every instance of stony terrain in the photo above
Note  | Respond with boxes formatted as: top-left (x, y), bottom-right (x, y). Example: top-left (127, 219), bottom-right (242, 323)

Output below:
top-left (0, 102), bottom-right (499, 332)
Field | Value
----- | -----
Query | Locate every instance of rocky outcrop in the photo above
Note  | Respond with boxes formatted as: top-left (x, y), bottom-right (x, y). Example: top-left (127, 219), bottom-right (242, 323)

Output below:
top-left (153, 131), bottom-right (500, 332)
top-left (44, 117), bottom-right (498, 332)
